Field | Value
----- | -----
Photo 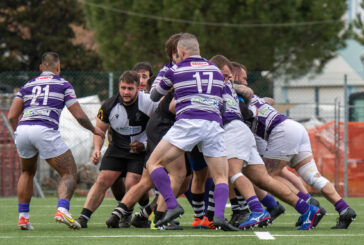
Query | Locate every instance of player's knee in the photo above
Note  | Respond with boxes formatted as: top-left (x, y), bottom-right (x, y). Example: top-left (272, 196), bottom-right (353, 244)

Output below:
top-left (229, 172), bottom-right (243, 184)
top-left (95, 175), bottom-right (115, 189)
top-left (297, 160), bottom-right (328, 191)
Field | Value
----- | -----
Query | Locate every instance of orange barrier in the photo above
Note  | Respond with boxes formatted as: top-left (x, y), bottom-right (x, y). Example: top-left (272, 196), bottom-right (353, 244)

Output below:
top-left (304, 121), bottom-right (364, 197)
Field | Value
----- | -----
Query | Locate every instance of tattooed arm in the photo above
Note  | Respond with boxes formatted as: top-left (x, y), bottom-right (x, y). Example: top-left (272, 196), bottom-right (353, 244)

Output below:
top-left (233, 84), bottom-right (254, 103)
top-left (68, 102), bottom-right (105, 139)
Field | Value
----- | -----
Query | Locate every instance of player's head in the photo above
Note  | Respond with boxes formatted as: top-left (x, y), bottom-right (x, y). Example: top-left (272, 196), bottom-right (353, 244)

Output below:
top-left (145, 75), bottom-right (155, 93)
top-left (210, 54), bottom-right (233, 82)
top-left (118, 70), bottom-right (140, 105)
top-left (165, 33), bottom-right (183, 63)
top-left (132, 62), bottom-right (153, 91)
top-left (177, 33), bottom-right (200, 59)
top-left (231, 62), bottom-right (248, 86)
top-left (40, 52), bottom-right (60, 75)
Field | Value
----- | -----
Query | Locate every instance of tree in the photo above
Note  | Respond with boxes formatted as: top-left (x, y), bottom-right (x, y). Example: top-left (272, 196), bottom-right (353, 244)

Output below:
top-left (83, 0), bottom-right (347, 95)
top-left (0, 0), bottom-right (102, 71)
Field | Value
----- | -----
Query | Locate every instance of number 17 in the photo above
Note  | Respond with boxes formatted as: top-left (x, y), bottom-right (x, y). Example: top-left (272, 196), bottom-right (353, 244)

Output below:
top-left (192, 72), bottom-right (213, 94)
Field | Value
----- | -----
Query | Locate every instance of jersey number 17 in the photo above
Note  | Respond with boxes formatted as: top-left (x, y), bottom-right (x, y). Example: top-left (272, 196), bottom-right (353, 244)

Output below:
top-left (192, 72), bottom-right (213, 94)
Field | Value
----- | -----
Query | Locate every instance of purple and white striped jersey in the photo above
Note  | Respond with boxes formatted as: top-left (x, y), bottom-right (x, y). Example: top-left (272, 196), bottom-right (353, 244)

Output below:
top-left (222, 80), bottom-right (242, 124)
top-left (249, 95), bottom-right (287, 140)
top-left (16, 71), bottom-right (78, 130)
top-left (153, 56), bottom-right (226, 125)
top-left (151, 61), bottom-right (174, 90)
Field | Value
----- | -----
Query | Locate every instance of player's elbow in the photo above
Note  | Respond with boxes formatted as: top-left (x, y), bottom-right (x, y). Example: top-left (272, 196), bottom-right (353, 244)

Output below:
top-left (150, 88), bottom-right (162, 101)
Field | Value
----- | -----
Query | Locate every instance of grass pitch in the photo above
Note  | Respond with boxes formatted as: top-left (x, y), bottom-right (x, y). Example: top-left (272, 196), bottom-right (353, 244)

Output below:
top-left (0, 196), bottom-right (363, 245)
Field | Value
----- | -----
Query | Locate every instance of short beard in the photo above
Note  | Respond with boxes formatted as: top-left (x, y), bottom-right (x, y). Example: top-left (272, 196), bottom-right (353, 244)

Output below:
top-left (122, 93), bottom-right (138, 106)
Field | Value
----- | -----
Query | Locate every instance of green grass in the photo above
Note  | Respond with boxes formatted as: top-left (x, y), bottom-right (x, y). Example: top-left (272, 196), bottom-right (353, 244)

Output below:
top-left (0, 196), bottom-right (363, 245)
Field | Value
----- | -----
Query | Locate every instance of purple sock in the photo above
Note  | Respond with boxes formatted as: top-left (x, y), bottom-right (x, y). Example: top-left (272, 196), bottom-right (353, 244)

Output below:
top-left (247, 196), bottom-right (264, 213)
top-left (213, 183), bottom-right (229, 220)
top-left (18, 203), bottom-right (30, 213)
top-left (295, 198), bottom-right (309, 214)
top-left (297, 191), bottom-right (310, 202)
top-left (335, 199), bottom-right (349, 214)
top-left (261, 194), bottom-right (278, 209)
top-left (57, 198), bottom-right (70, 210)
top-left (150, 168), bottom-right (178, 209)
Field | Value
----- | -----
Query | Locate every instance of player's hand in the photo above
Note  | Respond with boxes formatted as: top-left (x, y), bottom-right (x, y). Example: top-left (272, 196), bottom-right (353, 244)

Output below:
top-left (92, 150), bottom-right (101, 164)
top-left (129, 141), bottom-right (145, 153)
top-left (93, 127), bottom-right (105, 140)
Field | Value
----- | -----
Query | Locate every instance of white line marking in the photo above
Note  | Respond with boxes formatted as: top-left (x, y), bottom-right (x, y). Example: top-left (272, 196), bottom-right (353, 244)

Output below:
top-left (1, 234), bottom-right (364, 239)
top-left (255, 232), bottom-right (275, 240)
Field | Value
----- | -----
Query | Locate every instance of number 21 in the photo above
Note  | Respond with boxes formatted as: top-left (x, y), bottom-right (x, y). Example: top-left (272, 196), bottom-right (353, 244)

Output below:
top-left (30, 85), bottom-right (50, 106)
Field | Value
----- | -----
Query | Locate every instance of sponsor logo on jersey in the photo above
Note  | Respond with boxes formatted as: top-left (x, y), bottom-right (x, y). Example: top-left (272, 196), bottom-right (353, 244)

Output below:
top-left (97, 108), bottom-right (103, 120)
top-left (191, 97), bottom-right (218, 107)
top-left (36, 76), bottom-right (54, 80)
top-left (23, 108), bottom-right (51, 117)
top-left (190, 62), bottom-right (209, 66)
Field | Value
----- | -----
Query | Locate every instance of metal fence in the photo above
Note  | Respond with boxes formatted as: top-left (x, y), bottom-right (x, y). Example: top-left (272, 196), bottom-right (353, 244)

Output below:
top-left (0, 71), bottom-right (364, 197)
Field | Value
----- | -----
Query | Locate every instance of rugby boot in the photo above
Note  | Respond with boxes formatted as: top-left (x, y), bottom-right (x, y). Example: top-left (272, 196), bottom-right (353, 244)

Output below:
top-left (213, 216), bottom-right (239, 231)
top-left (131, 213), bottom-right (150, 228)
top-left (296, 197), bottom-right (326, 227)
top-left (18, 216), bottom-right (34, 230)
top-left (331, 207), bottom-right (356, 229)
top-left (154, 204), bottom-right (184, 227)
top-left (239, 210), bottom-right (271, 230)
top-left (200, 216), bottom-right (215, 229)
top-left (54, 210), bottom-right (81, 230)
top-left (297, 204), bottom-right (323, 230)
top-left (192, 217), bottom-right (203, 229)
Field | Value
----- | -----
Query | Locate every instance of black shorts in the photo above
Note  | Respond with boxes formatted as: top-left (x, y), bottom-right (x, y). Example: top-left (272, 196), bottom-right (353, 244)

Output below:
top-left (100, 144), bottom-right (145, 177)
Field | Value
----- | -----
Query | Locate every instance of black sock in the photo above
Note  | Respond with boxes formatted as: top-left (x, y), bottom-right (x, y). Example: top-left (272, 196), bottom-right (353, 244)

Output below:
top-left (138, 196), bottom-right (149, 208)
top-left (192, 193), bottom-right (205, 219)
top-left (206, 184), bottom-right (215, 221)
top-left (230, 198), bottom-right (240, 212)
top-left (80, 208), bottom-right (93, 220)
top-left (141, 205), bottom-right (153, 218)
top-left (113, 202), bottom-right (133, 219)
top-left (154, 211), bottom-right (165, 223)
top-left (235, 188), bottom-right (248, 211)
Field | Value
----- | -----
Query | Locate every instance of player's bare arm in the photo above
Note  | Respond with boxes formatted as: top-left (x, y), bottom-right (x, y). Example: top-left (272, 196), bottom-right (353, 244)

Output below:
top-left (68, 102), bottom-right (105, 139)
top-left (7, 97), bottom-right (24, 131)
top-left (233, 84), bottom-right (254, 102)
top-left (91, 118), bottom-right (109, 164)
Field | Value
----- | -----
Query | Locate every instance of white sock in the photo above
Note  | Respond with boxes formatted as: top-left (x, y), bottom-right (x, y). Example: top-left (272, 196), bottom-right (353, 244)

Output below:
top-left (19, 212), bottom-right (29, 219)
top-left (58, 207), bottom-right (68, 213)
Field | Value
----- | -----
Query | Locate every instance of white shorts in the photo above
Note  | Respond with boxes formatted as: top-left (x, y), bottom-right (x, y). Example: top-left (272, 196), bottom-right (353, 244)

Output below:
top-left (254, 134), bottom-right (267, 156)
top-left (163, 119), bottom-right (226, 157)
top-left (15, 125), bottom-right (69, 159)
top-left (263, 119), bottom-right (312, 163)
top-left (224, 120), bottom-right (264, 166)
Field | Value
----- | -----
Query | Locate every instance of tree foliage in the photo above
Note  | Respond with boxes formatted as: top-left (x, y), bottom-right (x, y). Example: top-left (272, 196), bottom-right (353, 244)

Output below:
top-left (83, 0), bottom-right (346, 77)
top-left (0, 0), bottom-right (102, 71)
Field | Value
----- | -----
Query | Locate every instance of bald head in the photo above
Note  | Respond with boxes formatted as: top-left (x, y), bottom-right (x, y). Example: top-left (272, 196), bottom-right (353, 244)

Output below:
top-left (177, 33), bottom-right (200, 58)
top-left (40, 52), bottom-right (60, 74)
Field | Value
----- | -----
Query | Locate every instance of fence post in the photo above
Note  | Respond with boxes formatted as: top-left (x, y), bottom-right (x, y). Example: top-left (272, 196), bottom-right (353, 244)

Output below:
top-left (334, 98), bottom-right (340, 191)
top-left (315, 87), bottom-right (319, 117)
top-left (344, 74), bottom-right (348, 198)
top-left (108, 72), bottom-right (113, 98)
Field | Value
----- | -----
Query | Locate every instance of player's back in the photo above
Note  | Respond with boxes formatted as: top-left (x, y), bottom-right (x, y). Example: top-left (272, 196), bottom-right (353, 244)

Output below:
top-left (250, 95), bottom-right (287, 139)
top-left (16, 71), bottom-right (77, 130)
top-left (171, 56), bottom-right (225, 124)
